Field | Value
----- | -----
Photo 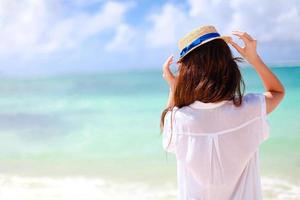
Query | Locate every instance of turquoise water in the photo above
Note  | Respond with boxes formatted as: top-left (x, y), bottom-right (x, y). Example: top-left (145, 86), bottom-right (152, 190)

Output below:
top-left (0, 67), bottom-right (299, 199)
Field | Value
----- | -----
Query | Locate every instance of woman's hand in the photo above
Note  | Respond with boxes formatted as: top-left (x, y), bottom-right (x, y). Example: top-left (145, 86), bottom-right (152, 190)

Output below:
top-left (230, 31), bottom-right (285, 114)
top-left (162, 55), bottom-right (176, 107)
top-left (162, 55), bottom-right (176, 90)
top-left (229, 31), bottom-right (260, 65)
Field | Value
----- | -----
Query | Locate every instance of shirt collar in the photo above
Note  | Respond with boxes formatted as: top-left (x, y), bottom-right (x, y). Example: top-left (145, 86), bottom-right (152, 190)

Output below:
top-left (189, 100), bottom-right (230, 109)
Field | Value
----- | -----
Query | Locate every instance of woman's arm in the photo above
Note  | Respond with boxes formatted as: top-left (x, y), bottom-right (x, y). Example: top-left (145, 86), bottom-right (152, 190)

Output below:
top-left (248, 55), bottom-right (285, 114)
top-left (229, 31), bottom-right (285, 114)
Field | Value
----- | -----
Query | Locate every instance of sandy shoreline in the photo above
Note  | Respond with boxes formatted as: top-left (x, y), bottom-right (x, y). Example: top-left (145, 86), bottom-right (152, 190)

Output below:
top-left (0, 174), bottom-right (299, 200)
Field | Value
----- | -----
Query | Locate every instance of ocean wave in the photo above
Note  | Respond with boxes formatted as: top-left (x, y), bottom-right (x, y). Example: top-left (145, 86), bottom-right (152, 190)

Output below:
top-left (262, 177), bottom-right (300, 200)
top-left (0, 174), bottom-right (299, 200)
top-left (0, 174), bottom-right (176, 200)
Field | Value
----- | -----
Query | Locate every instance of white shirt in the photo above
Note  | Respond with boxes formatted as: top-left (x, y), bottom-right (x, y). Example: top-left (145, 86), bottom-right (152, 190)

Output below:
top-left (162, 93), bottom-right (270, 200)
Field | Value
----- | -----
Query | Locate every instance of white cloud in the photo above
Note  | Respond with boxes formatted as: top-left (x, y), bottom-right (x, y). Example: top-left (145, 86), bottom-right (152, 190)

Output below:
top-left (0, 0), bottom-right (49, 55)
top-left (146, 0), bottom-right (300, 48)
top-left (0, 0), bottom-right (299, 67)
top-left (188, 0), bottom-right (233, 29)
top-left (105, 24), bottom-right (137, 52)
top-left (40, 1), bottom-right (133, 52)
top-left (144, 1), bottom-right (234, 49)
top-left (66, 0), bottom-right (104, 7)
top-left (226, 0), bottom-right (300, 42)
top-left (145, 4), bottom-right (190, 48)
top-left (0, 0), bottom-right (133, 57)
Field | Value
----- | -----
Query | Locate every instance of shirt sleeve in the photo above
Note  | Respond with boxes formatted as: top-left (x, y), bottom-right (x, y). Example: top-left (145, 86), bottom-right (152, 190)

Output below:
top-left (256, 93), bottom-right (270, 144)
top-left (162, 110), bottom-right (177, 153)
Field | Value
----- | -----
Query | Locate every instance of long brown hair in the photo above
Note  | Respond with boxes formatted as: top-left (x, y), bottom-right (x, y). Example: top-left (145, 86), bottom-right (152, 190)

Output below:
top-left (160, 38), bottom-right (245, 129)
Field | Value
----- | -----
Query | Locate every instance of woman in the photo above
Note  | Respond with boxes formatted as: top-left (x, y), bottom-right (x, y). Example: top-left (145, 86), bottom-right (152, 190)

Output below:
top-left (161, 25), bottom-right (285, 200)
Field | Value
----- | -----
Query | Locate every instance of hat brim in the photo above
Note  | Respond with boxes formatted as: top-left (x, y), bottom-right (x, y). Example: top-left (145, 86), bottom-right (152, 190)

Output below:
top-left (178, 36), bottom-right (232, 61)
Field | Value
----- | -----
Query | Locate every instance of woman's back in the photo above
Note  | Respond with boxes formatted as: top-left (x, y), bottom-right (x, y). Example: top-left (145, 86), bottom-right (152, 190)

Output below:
top-left (163, 93), bottom-right (270, 199)
top-left (161, 25), bottom-right (285, 200)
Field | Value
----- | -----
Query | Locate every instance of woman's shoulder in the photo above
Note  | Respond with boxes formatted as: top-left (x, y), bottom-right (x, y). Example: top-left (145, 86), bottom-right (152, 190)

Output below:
top-left (241, 92), bottom-right (266, 116)
top-left (165, 106), bottom-right (192, 121)
top-left (243, 92), bottom-right (265, 105)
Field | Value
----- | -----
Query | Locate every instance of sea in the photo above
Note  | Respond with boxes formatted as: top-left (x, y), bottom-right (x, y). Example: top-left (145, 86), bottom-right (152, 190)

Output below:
top-left (0, 66), bottom-right (299, 200)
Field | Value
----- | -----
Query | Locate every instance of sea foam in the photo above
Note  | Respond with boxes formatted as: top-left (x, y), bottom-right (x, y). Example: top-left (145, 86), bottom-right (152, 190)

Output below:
top-left (0, 174), bottom-right (299, 200)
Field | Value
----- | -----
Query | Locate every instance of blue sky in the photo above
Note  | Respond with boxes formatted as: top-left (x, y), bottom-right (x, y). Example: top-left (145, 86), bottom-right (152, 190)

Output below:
top-left (0, 0), bottom-right (299, 75)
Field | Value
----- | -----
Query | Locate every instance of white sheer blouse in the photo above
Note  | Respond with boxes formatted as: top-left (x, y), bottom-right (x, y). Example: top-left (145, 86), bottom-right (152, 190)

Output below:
top-left (162, 93), bottom-right (270, 200)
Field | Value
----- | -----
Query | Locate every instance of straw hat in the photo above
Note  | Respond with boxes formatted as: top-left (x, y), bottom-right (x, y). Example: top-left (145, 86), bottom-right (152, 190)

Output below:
top-left (178, 25), bottom-right (231, 60)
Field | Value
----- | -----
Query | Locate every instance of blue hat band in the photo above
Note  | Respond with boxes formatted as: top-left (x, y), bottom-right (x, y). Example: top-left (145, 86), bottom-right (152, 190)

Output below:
top-left (179, 32), bottom-right (221, 58)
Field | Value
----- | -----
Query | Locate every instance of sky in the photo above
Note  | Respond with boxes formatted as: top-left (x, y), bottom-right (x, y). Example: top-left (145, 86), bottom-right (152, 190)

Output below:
top-left (0, 0), bottom-right (299, 75)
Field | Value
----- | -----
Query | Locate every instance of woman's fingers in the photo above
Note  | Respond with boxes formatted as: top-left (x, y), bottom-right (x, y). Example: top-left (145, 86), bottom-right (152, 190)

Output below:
top-left (232, 31), bottom-right (253, 41)
top-left (231, 31), bottom-right (259, 64)
top-left (163, 55), bottom-right (174, 74)
top-left (164, 55), bottom-right (173, 67)
top-left (163, 55), bottom-right (173, 73)
top-left (232, 33), bottom-right (249, 43)
top-left (162, 55), bottom-right (175, 84)
top-left (244, 32), bottom-right (254, 41)
top-left (228, 40), bottom-right (244, 55)
top-left (232, 31), bottom-right (252, 45)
